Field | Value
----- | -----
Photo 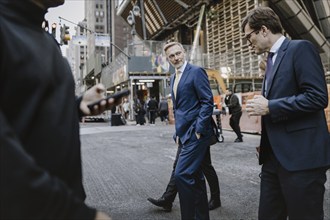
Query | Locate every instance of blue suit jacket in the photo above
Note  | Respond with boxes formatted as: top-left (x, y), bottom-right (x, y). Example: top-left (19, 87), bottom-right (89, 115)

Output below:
top-left (170, 63), bottom-right (214, 144)
top-left (261, 38), bottom-right (330, 171)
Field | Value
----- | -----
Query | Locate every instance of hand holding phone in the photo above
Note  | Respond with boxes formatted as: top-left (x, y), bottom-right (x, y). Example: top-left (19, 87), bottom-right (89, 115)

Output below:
top-left (87, 89), bottom-right (130, 112)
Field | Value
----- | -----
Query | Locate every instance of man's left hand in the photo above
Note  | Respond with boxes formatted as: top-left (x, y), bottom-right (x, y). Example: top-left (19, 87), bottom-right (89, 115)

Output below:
top-left (246, 95), bottom-right (269, 116)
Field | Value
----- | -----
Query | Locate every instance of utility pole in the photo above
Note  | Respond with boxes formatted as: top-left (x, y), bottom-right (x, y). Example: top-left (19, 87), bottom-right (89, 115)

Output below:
top-left (108, 0), bottom-right (112, 63)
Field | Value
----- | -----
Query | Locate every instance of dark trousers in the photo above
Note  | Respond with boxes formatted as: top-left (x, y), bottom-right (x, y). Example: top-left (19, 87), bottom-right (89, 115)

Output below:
top-left (135, 112), bottom-right (145, 125)
top-left (159, 110), bottom-right (169, 122)
top-left (162, 145), bottom-right (220, 203)
top-left (259, 152), bottom-right (328, 220)
top-left (149, 110), bottom-right (156, 124)
top-left (229, 111), bottom-right (242, 139)
top-left (174, 136), bottom-right (212, 220)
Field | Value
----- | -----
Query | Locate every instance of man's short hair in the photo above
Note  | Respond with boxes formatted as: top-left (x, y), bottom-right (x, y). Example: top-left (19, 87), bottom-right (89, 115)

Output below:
top-left (241, 6), bottom-right (283, 34)
top-left (163, 40), bottom-right (184, 53)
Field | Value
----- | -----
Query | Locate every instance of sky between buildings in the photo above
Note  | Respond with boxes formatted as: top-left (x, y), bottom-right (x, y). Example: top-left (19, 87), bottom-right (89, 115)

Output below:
top-left (45, 0), bottom-right (85, 56)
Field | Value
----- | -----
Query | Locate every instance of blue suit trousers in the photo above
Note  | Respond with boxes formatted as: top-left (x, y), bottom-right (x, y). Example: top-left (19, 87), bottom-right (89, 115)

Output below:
top-left (174, 135), bottom-right (210, 220)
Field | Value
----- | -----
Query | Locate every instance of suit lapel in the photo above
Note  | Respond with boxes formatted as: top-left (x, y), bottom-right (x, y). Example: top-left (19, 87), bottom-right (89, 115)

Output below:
top-left (170, 73), bottom-right (176, 108)
top-left (266, 38), bottom-right (289, 98)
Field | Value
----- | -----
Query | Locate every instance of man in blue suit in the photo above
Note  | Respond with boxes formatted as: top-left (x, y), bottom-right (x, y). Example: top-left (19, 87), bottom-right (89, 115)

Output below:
top-left (242, 7), bottom-right (330, 220)
top-left (164, 41), bottom-right (216, 220)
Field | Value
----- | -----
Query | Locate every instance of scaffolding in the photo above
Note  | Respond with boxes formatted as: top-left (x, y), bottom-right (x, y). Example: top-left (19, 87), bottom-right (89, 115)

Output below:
top-left (206, 0), bottom-right (262, 78)
top-left (206, 0), bottom-right (330, 78)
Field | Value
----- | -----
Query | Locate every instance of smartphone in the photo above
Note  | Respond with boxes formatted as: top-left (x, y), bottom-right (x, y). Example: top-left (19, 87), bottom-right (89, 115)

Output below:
top-left (87, 89), bottom-right (130, 111)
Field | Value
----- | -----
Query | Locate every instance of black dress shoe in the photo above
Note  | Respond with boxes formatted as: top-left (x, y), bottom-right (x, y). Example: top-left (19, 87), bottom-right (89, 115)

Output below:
top-left (208, 198), bottom-right (221, 210)
top-left (147, 197), bottom-right (172, 212)
top-left (234, 138), bottom-right (243, 142)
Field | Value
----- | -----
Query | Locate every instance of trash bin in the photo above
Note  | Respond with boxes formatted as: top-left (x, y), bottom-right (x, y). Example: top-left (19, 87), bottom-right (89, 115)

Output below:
top-left (111, 113), bottom-right (126, 126)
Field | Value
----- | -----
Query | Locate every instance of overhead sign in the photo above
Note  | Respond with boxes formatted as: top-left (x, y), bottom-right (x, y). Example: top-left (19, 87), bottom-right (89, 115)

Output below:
top-left (71, 35), bottom-right (87, 45)
top-left (71, 35), bottom-right (110, 47)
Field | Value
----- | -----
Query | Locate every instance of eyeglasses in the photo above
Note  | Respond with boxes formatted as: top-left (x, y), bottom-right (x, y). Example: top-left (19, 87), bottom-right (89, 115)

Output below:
top-left (245, 29), bottom-right (259, 46)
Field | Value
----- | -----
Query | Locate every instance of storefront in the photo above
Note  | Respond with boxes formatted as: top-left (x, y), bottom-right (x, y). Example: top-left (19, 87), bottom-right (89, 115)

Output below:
top-left (101, 41), bottom-right (171, 120)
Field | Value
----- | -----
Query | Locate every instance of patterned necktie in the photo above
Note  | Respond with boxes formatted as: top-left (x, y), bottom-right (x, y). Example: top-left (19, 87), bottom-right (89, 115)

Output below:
top-left (265, 52), bottom-right (274, 78)
top-left (264, 52), bottom-right (274, 96)
top-left (173, 69), bottom-right (181, 98)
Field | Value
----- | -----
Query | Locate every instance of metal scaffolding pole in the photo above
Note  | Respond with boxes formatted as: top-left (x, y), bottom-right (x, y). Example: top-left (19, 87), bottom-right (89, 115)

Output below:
top-left (189, 4), bottom-right (205, 63)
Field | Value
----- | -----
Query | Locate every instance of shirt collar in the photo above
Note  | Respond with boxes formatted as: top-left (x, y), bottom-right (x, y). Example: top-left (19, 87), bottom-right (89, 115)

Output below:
top-left (270, 35), bottom-right (285, 54)
top-left (177, 61), bottom-right (187, 73)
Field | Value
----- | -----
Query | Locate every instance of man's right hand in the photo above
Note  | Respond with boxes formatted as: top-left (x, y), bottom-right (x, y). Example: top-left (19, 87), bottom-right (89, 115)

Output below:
top-left (176, 136), bottom-right (180, 146)
top-left (95, 211), bottom-right (111, 220)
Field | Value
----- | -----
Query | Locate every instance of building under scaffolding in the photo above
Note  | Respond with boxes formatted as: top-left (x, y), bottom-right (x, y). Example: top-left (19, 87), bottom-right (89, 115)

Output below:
top-left (109, 0), bottom-right (330, 128)
top-left (114, 0), bottom-right (329, 90)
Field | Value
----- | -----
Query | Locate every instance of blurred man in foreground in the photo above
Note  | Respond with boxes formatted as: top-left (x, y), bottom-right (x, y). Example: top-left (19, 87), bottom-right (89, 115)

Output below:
top-left (0, 0), bottom-right (113, 219)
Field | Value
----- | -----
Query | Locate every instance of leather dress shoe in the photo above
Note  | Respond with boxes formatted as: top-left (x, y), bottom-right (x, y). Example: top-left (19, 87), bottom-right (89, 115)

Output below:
top-left (147, 197), bottom-right (172, 212)
top-left (208, 198), bottom-right (221, 210)
top-left (234, 138), bottom-right (243, 142)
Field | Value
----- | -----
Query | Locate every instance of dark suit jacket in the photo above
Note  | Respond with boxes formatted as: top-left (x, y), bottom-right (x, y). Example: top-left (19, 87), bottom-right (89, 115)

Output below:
top-left (0, 1), bottom-right (95, 219)
top-left (260, 38), bottom-right (330, 171)
top-left (170, 63), bottom-right (214, 144)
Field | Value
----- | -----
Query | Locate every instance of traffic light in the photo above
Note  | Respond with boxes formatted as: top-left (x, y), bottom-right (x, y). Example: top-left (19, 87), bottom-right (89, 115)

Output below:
top-left (42, 20), bottom-right (49, 32)
top-left (60, 24), bottom-right (70, 45)
top-left (51, 23), bottom-right (56, 38)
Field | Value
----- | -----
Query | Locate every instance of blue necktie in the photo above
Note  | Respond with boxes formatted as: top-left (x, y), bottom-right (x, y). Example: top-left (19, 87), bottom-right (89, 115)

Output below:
top-left (264, 52), bottom-right (274, 96)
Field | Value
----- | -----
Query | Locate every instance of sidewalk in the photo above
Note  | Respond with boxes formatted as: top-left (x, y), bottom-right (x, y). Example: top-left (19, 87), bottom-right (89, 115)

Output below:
top-left (125, 118), bottom-right (170, 126)
top-left (80, 123), bottom-right (330, 220)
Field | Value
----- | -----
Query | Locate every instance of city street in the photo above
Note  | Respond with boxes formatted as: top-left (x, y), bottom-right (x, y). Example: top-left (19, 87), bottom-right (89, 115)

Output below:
top-left (80, 121), bottom-right (330, 220)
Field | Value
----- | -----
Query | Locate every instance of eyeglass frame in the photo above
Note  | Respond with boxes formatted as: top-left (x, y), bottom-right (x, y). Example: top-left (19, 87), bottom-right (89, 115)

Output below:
top-left (245, 29), bottom-right (260, 46)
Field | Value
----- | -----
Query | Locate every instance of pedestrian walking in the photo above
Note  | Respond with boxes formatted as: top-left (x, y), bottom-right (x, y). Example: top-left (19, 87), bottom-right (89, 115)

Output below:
top-left (134, 99), bottom-right (146, 125)
top-left (122, 98), bottom-right (130, 119)
top-left (243, 6), bottom-right (330, 220)
top-left (224, 88), bottom-right (243, 142)
top-left (147, 96), bottom-right (158, 125)
top-left (158, 97), bottom-right (169, 124)
top-left (144, 96), bottom-right (150, 124)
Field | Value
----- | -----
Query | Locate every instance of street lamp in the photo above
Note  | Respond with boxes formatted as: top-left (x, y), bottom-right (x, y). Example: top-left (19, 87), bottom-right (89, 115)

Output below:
top-left (127, 3), bottom-right (141, 120)
top-left (132, 5), bottom-right (141, 16)
top-left (127, 4), bottom-right (141, 26)
top-left (127, 11), bottom-right (136, 36)
top-left (126, 4), bottom-right (140, 49)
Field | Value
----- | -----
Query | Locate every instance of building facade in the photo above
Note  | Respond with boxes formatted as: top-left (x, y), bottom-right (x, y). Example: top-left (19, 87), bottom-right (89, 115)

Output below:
top-left (114, 0), bottom-right (329, 89)
top-left (65, 0), bottom-right (329, 121)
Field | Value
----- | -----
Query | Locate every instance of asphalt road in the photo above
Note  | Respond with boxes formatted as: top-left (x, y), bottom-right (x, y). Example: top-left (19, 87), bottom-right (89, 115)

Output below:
top-left (80, 121), bottom-right (330, 220)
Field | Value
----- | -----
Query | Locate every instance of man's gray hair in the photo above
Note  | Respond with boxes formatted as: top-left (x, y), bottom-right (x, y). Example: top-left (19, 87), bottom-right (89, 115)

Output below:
top-left (163, 41), bottom-right (184, 53)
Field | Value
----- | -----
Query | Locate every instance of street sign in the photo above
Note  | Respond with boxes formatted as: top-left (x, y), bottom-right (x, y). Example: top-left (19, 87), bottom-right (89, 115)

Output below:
top-left (71, 35), bottom-right (87, 45)
top-left (71, 34), bottom-right (110, 47)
